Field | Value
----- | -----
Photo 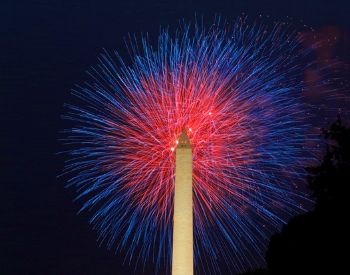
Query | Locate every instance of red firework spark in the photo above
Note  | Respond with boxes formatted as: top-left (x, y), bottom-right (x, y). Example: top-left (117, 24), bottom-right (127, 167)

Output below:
top-left (113, 65), bottom-right (258, 225)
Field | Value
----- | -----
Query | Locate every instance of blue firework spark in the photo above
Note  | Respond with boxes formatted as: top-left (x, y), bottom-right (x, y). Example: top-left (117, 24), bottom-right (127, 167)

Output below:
top-left (61, 17), bottom-right (325, 274)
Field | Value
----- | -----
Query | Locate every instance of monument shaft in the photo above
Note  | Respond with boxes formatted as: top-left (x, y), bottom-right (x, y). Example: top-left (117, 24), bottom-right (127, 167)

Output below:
top-left (172, 131), bottom-right (193, 275)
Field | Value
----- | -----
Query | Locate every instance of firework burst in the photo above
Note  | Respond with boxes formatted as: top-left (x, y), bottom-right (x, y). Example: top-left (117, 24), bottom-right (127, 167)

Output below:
top-left (62, 18), bottom-right (321, 274)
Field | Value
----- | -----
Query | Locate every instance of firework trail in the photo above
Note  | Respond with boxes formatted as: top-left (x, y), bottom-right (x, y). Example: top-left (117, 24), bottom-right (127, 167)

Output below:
top-left (62, 17), bottom-right (327, 274)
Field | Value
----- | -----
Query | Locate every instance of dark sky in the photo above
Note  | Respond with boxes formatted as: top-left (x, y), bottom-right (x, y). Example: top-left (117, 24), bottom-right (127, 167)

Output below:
top-left (1, 1), bottom-right (350, 274)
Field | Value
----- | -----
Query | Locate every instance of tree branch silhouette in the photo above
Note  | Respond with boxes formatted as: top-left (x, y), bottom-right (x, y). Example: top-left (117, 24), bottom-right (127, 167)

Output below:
top-left (242, 116), bottom-right (350, 275)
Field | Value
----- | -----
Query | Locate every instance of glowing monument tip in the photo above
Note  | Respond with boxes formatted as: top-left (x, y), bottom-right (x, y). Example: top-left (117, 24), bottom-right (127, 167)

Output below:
top-left (177, 130), bottom-right (191, 149)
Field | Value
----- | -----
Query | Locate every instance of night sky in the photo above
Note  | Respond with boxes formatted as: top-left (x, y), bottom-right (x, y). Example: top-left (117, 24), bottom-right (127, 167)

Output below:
top-left (2, 1), bottom-right (350, 274)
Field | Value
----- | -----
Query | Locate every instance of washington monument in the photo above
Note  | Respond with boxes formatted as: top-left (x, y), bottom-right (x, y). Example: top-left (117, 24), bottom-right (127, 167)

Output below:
top-left (172, 130), bottom-right (193, 275)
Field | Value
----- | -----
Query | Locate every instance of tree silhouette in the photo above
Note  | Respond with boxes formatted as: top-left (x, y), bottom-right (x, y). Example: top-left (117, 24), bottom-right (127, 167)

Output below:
top-left (308, 117), bottom-right (350, 212)
top-left (242, 117), bottom-right (350, 275)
